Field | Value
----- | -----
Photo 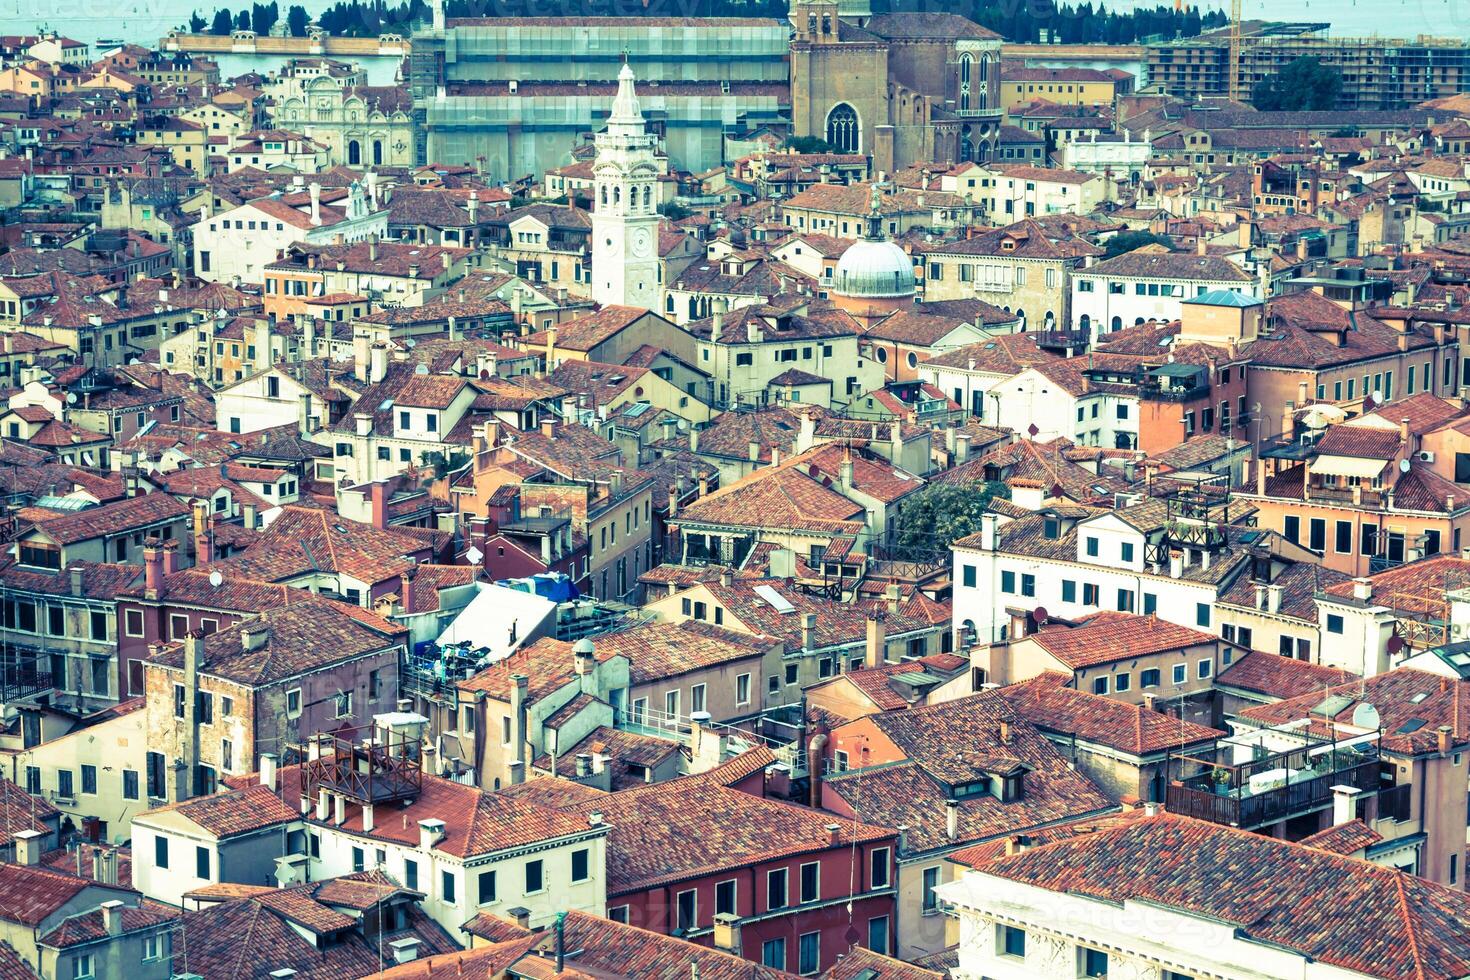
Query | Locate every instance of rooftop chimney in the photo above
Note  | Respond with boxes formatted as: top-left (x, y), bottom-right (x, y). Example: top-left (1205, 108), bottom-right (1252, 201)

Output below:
top-left (944, 799), bottom-right (960, 841)
top-left (259, 752), bottom-right (278, 791)
top-left (865, 611), bottom-right (886, 669)
top-left (12, 830), bottom-right (42, 866)
top-left (418, 818), bottom-right (446, 851)
top-left (100, 900), bottom-right (124, 937)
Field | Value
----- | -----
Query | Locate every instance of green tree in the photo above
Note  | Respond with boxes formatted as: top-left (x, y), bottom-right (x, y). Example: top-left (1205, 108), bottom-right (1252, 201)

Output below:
top-left (1103, 229), bottom-right (1175, 258)
top-left (189, 11), bottom-right (208, 31)
top-left (889, 480), bottom-right (1010, 562)
top-left (251, 1), bottom-right (279, 34)
top-left (1251, 57), bottom-right (1342, 111)
top-left (782, 135), bottom-right (839, 154)
top-left (235, 8), bottom-right (252, 30)
top-left (209, 8), bottom-right (234, 33)
top-left (658, 201), bottom-right (691, 221)
top-left (286, 4), bottom-right (310, 35)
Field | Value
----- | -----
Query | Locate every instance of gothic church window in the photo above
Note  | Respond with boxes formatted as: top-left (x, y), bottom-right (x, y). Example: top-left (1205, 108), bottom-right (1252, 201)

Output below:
top-left (826, 104), bottom-right (860, 154)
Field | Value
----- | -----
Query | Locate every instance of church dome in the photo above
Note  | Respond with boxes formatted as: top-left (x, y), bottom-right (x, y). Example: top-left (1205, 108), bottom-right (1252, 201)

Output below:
top-left (834, 238), bottom-right (916, 299)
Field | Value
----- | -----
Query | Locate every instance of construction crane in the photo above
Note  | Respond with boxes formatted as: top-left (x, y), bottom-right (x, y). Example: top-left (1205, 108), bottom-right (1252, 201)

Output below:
top-left (1228, 0), bottom-right (1243, 102)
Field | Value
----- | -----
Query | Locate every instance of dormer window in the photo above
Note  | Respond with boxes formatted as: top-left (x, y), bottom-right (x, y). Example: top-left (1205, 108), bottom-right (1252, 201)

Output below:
top-left (1043, 517), bottom-right (1060, 539)
top-left (1000, 772), bottom-right (1025, 802)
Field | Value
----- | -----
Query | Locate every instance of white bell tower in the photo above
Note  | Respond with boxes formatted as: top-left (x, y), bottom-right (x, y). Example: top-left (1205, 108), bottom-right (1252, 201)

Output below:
top-left (591, 63), bottom-right (660, 311)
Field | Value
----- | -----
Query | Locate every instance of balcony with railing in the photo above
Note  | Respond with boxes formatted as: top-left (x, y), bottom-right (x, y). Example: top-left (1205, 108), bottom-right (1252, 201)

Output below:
top-left (1034, 328), bottom-right (1090, 354)
top-left (1166, 723), bottom-right (1380, 830)
top-left (303, 726), bottom-right (422, 808)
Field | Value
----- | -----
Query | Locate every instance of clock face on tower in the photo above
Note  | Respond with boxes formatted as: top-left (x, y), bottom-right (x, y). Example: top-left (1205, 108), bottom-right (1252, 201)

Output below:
top-left (630, 227), bottom-right (653, 258)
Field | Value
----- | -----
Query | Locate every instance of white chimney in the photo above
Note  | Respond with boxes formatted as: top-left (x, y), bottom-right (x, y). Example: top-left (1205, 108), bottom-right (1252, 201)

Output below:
top-left (944, 799), bottom-right (959, 841)
top-left (259, 752), bottom-right (278, 791)
top-left (100, 900), bottom-right (124, 937)
top-left (418, 818), bottom-right (446, 851)
top-left (308, 182), bottom-right (322, 226)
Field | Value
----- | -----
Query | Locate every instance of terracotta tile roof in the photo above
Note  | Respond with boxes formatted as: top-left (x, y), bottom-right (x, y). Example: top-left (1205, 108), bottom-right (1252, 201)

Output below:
top-left (393, 910), bottom-right (799, 979)
top-left (0, 560), bottom-right (141, 603)
top-left (937, 437), bottom-right (1128, 504)
top-left (1237, 667), bottom-right (1470, 755)
top-left (1391, 463), bottom-right (1466, 513)
top-left (0, 777), bottom-right (57, 849)
top-left (1215, 650), bottom-right (1358, 702)
top-left (837, 654), bottom-right (970, 713)
top-left (148, 600), bottom-right (404, 688)
top-left (973, 813), bottom-right (1470, 979)
top-left (676, 460), bottom-right (865, 533)
top-left (177, 870), bottom-right (459, 978)
top-left (1248, 292), bottom-right (1435, 369)
top-left (864, 306), bottom-right (1012, 346)
top-left (18, 492), bottom-right (188, 545)
top-left (39, 844), bottom-right (132, 889)
top-left (39, 904), bottom-right (175, 949)
top-left (0, 864), bottom-right (113, 926)
top-left (1299, 818), bottom-right (1383, 855)
top-left (460, 912), bottom-right (535, 944)
top-left (1321, 554), bottom-right (1470, 616)
top-left (920, 331), bottom-right (1056, 373)
top-left (1364, 392), bottom-right (1469, 434)
top-left (256, 764), bottom-right (597, 861)
top-left (824, 947), bottom-right (944, 979)
top-left (1085, 248), bottom-right (1252, 281)
top-left (181, 883), bottom-right (276, 903)
top-left (209, 505), bottom-right (440, 585)
top-left (693, 579), bottom-right (943, 652)
top-left (947, 808), bottom-right (1148, 869)
top-left (459, 636), bottom-right (617, 705)
top-left (1312, 424), bottom-right (1403, 459)
top-left (998, 673), bottom-right (1224, 756)
top-left (533, 305), bottom-right (648, 353)
top-left (137, 783), bottom-right (298, 839)
top-left (0, 942), bottom-right (36, 980)
top-left (539, 765), bottom-right (893, 894)
top-left (922, 218), bottom-right (1102, 260)
top-left (1217, 561), bottom-right (1347, 623)
top-left (531, 725), bottom-right (683, 788)
top-left (594, 620), bottom-right (778, 685)
top-left (826, 691), bottom-right (1114, 853)
top-left (1026, 614), bottom-right (1218, 670)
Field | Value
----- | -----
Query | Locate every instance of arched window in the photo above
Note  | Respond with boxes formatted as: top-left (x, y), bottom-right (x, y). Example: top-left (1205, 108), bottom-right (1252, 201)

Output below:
top-left (600, 185), bottom-right (607, 206)
top-left (1135, 316), bottom-right (1146, 325)
top-left (825, 103), bottom-right (860, 154)
top-left (666, 295), bottom-right (675, 314)
top-left (643, 185), bottom-right (651, 210)
top-left (959, 53), bottom-right (972, 112)
top-left (689, 296), bottom-right (699, 320)
top-left (1111, 315), bottom-right (1123, 331)
top-left (372, 140), bottom-right (382, 166)
top-left (1079, 313), bottom-right (1091, 332)
top-left (347, 140), bottom-right (361, 165)
top-left (614, 186), bottom-right (621, 206)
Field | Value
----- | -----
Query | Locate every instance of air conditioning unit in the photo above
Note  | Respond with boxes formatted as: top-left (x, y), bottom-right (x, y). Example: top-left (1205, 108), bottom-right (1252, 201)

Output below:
top-left (1419, 450), bottom-right (1436, 463)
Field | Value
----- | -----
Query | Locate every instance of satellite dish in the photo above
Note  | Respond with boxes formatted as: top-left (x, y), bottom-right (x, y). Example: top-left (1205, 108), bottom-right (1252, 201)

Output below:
top-left (405, 338), bottom-right (417, 348)
top-left (465, 545), bottom-right (483, 565)
top-left (414, 363), bottom-right (430, 375)
top-left (65, 392), bottom-right (76, 405)
top-left (128, 357), bottom-right (141, 366)
top-left (1351, 702), bottom-right (1381, 730)
top-left (208, 570), bottom-right (223, 588)
top-left (1400, 458), bottom-right (1412, 473)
